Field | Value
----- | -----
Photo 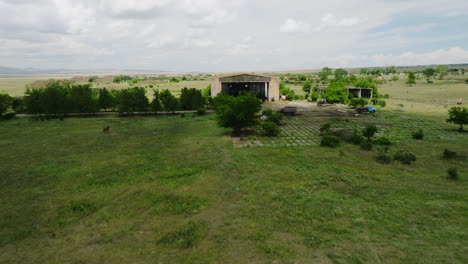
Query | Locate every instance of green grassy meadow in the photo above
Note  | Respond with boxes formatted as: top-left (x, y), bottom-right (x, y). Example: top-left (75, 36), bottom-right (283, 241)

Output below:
top-left (1, 110), bottom-right (467, 263)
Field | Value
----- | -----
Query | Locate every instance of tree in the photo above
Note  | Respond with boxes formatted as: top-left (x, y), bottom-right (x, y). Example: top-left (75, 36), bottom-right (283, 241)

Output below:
top-left (212, 93), bottom-right (261, 135)
top-left (363, 124), bottom-right (378, 140)
top-left (422, 68), bottom-right (435, 82)
top-left (116, 87), bottom-right (149, 113)
top-left (0, 93), bottom-right (12, 116)
top-left (179, 87), bottom-right (205, 110)
top-left (151, 90), bottom-right (163, 112)
top-left (302, 80), bottom-right (312, 93)
top-left (159, 89), bottom-right (179, 112)
top-left (70, 84), bottom-right (99, 114)
top-left (446, 106), bottom-right (468, 132)
top-left (406, 72), bottom-right (416, 86)
top-left (318, 67), bottom-right (332, 82)
top-left (98, 88), bottom-right (116, 111)
top-left (334, 68), bottom-right (348, 80)
top-left (435, 65), bottom-right (448, 80)
top-left (202, 85), bottom-right (211, 98)
top-left (322, 80), bottom-right (348, 104)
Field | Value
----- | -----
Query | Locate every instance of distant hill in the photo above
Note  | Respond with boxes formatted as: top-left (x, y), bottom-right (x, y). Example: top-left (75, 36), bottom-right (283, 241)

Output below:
top-left (0, 66), bottom-right (169, 76)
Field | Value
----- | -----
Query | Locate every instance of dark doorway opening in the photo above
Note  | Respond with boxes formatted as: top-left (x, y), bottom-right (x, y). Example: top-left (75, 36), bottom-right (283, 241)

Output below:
top-left (221, 82), bottom-right (268, 99)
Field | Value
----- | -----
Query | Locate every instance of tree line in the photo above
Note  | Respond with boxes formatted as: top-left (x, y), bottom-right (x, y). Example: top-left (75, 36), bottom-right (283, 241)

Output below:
top-left (14, 81), bottom-right (209, 118)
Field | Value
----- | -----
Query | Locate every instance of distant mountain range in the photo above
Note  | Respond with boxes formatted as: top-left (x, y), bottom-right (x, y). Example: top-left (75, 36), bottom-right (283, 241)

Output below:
top-left (0, 66), bottom-right (169, 76)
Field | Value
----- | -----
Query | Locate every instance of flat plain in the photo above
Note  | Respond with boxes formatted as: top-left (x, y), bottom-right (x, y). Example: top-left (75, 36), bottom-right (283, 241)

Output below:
top-left (0, 74), bottom-right (467, 263)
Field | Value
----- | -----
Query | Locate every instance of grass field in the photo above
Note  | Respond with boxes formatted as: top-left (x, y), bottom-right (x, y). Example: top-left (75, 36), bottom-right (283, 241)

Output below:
top-left (1, 110), bottom-right (467, 263)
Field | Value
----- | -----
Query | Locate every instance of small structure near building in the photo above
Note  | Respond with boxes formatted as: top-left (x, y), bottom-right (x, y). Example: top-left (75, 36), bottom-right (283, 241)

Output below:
top-left (211, 73), bottom-right (280, 101)
top-left (347, 87), bottom-right (373, 98)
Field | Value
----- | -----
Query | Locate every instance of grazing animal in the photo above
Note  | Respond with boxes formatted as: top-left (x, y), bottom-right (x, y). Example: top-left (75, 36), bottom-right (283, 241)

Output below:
top-left (103, 126), bottom-right (110, 133)
top-left (456, 98), bottom-right (463, 105)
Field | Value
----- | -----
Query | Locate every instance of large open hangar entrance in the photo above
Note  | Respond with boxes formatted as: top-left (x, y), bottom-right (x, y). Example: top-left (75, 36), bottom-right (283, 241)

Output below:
top-left (211, 74), bottom-right (280, 101)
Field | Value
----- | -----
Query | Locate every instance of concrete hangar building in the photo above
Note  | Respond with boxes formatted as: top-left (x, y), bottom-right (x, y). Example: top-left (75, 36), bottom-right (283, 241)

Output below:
top-left (211, 73), bottom-right (280, 101)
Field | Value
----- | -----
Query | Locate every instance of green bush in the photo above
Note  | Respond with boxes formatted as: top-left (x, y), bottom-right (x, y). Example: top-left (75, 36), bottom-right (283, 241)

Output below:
top-left (375, 152), bottom-right (392, 164)
top-left (262, 108), bottom-right (283, 125)
top-left (322, 80), bottom-right (348, 104)
top-left (363, 124), bottom-right (378, 140)
top-left (196, 107), bottom-right (206, 116)
top-left (319, 122), bottom-right (332, 135)
top-left (320, 135), bottom-right (341, 148)
top-left (394, 150), bottom-right (417, 165)
top-left (0, 93), bottom-right (13, 116)
top-left (447, 168), bottom-right (459, 180)
top-left (349, 97), bottom-right (368, 108)
top-left (260, 121), bottom-right (280, 136)
top-left (213, 93), bottom-right (261, 134)
top-left (349, 130), bottom-right (364, 145)
top-left (360, 141), bottom-right (373, 150)
top-left (374, 136), bottom-right (391, 145)
top-left (378, 100), bottom-right (386, 107)
top-left (412, 129), bottom-right (424, 139)
top-left (279, 82), bottom-right (295, 100)
top-left (443, 149), bottom-right (457, 159)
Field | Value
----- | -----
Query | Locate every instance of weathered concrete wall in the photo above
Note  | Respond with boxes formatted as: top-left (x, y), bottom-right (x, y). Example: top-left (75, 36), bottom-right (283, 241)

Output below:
top-left (210, 77), bottom-right (222, 97)
top-left (269, 77), bottom-right (280, 101)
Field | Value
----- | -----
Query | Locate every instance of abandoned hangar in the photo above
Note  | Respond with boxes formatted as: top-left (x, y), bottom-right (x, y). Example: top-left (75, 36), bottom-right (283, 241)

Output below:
top-left (211, 73), bottom-right (280, 101)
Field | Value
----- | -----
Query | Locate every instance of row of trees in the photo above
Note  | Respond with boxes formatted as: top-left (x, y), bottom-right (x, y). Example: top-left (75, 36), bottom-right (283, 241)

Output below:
top-left (20, 81), bottom-right (208, 117)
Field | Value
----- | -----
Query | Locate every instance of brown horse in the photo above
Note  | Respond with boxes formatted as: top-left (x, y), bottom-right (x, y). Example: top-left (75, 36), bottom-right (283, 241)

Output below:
top-left (103, 126), bottom-right (110, 133)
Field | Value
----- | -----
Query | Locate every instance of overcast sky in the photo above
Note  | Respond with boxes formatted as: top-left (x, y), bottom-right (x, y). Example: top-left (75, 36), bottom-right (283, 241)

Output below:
top-left (1, 0), bottom-right (468, 72)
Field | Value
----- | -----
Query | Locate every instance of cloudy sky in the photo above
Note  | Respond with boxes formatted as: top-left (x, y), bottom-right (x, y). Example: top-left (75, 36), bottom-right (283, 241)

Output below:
top-left (1, 0), bottom-right (468, 72)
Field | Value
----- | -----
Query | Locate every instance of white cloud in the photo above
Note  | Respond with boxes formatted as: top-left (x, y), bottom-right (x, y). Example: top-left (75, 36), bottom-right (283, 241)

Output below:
top-left (280, 18), bottom-right (310, 33)
top-left (319, 13), bottom-right (362, 29)
top-left (0, 0), bottom-right (467, 71)
top-left (318, 47), bottom-right (468, 68)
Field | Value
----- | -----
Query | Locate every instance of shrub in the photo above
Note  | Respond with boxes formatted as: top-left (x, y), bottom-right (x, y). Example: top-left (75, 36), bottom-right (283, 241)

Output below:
top-left (378, 100), bottom-right (386, 107)
top-left (363, 124), bottom-right (378, 140)
top-left (360, 141), bottom-right (373, 150)
top-left (180, 113), bottom-right (185, 118)
top-left (196, 107), bottom-right (206, 116)
top-left (447, 168), bottom-right (459, 180)
top-left (374, 136), bottom-right (391, 145)
top-left (279, 82), bottom-right (295, 100)
top-left (319, 122), bottom-right (332, 135)
top-left (375, 152), bottom-right (392, 164)
top-left (349, 97), bottom-right (368, 108)
top-left (394, 150), bottom-right (417, 165)
top-left (262, 108), bottom-right (283, 125)
top-left (349, 129), bottom-right (364, 145)
top-left (213, 93), bottom-right (261, 135)
top-left (412, 129), bottom-right (424, 140)
top-left (320, 135), bottom-right (341, 148)
top-left (0, 93), bottom-right (13, 116)
top-left (260, 121), bottom-right (281, 136)
top-left (371, 98), bottom-right (379, 105)
top-left (330, 128), bottom-right (353, 142)
top-left (443, 149), bottom-right (457, 159)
